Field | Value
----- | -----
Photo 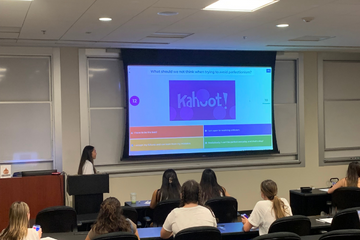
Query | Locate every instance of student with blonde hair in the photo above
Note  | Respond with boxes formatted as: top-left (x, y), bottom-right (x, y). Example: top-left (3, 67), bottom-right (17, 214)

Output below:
top-left (0, 201), bottom-right (41, 240)
top-left (242, 180), bottom-right (292, 235)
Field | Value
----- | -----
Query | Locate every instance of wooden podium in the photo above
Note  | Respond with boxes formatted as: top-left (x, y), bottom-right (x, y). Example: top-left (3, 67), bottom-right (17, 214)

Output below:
top-left (0, 175), bottom-right (64, 230)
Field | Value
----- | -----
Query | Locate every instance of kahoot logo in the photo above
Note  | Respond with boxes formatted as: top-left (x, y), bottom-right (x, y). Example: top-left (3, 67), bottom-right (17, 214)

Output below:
top-left (169, 80), bottom-right (236, 121)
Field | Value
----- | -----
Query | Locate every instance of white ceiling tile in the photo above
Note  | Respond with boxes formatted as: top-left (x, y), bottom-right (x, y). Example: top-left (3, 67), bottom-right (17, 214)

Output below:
top-left (61, 0), bottom-right (158, 41)
top-left (0, 33), bottom-right (19, 38)
top-left (19, 0), bottom-right (95, 39)
top-left (0, 2), bottom-right (31, 27)
top-left (102, 7), bottom-right (198, 41)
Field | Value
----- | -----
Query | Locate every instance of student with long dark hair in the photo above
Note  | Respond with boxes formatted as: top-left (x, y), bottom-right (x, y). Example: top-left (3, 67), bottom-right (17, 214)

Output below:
top-left (200, 168), bottom-right (230, 203)
top-left (328, 162), bottom-right (360, 193)
top-left (242, 179), bottom-right (292, 235)
top-left (85, 197), bottom-right (139, 240)
top-left (160, 180), bottom-right (216, 239)
top-left (78, 145), bottom-right (97, 175)
top-left (0, 201), bottom-right (42, 240)
top-left (150, 169), bottom-right (181, 209)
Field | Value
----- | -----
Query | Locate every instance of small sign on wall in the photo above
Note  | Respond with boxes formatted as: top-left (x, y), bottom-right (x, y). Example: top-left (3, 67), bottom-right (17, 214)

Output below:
top-left (1, 165), bottom-right (11, 178)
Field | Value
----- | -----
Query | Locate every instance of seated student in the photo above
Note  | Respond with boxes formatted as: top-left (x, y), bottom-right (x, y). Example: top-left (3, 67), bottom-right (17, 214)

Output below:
top-left (78, 145), bottom-right (97, 175)
top-left (85, 197), bottom-right (139, 240)
top-left (0, 201), bottom-right (42, 240)
top-left (200, 168), bottom-right (230, 203)
top-left (242, 179), bottom-right (292, 236)
top-left (150, 169), bottom-right (181, 209)
top-left (160, 180), bottom-right (217, 239)
top-left (328, 162), bottom-right (360, 194)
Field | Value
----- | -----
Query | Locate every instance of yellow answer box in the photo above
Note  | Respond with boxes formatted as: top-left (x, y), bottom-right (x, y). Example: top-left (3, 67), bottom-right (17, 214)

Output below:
top-left (130, 138), bottom-right (203, 151)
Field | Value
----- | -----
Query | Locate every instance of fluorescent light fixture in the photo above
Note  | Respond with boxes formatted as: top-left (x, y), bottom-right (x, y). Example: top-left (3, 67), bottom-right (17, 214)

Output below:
top-left (89, 68), bottom-right (107, 72)
top-left (204, 0), bottom-right (279, 12)
top-left (99, 17), bottom-right (112, 21)
top-left (276, 23), bottom-right (289, 28)
top-left (0, 68), bottom-right (7, 72)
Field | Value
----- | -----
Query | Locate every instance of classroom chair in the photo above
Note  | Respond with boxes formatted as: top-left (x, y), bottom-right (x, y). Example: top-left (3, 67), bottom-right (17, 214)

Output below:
top-left (332, 187), bottom-right (360, 211)
top-left (268, 215), bottom-right (311, 236)
top-left (253, 232), bottom-right (301, 240)
top-left (175, 226), bottom-right (221, 240)
top-left (35, 206), bottom-right (77, 233)
top-left (206, 196), bottom-right (238, 223)
top-left (319, 229), bottom-right (360, 240)
top-left (144, 199), bottom-right (180, 227)
top-left (331, 207), bottom-right (360, 230)
top-left (93, 232), bottom-right (138, 240)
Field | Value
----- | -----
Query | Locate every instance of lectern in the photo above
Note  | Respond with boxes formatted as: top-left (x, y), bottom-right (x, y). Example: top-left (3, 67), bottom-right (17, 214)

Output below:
top-left (67, 174), bottom-right (109, 214)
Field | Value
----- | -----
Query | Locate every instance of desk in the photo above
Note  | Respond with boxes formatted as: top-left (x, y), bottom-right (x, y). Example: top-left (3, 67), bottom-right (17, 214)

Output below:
top-left (125, 200), bottom-right (152, 226)
top-left (42, 221), bottom-right (326, 240)
top-left (0, 175), bottom-right (64, 230)
top-left (290, 189), bottom-right (331, 216)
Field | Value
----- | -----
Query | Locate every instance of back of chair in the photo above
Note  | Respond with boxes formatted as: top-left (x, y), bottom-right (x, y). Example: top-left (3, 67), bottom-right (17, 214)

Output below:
top-left (153, 199), bottom-right (180, 227)
top-left (332, 187), bottom-right (360, 211)
top-left (268, 215), bottom-right (311, 236)
top-left (205, 196), bottom-right (238, 223)
top-left (175, 226), bottom-right (221, 240)
top-left (331, 207), bottom-right (360, 230)
top-left (122, 206), bottom-right (138, 224)
top-left (253, 232), bottom-right (301, 240)
top-left (35, 206), bottom-right (77, 233)
top-left (319, 229), bottom-right (360, 240)
top-left (93, 232), bottom-right (138, 240)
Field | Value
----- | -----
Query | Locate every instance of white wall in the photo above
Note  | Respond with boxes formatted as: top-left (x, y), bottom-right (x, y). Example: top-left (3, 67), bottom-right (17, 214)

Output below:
top-left (60, 50), bottom-right (347, 210)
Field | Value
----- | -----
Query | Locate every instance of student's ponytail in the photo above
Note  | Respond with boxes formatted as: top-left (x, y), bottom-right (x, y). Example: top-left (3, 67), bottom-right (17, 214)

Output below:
top-left (261, 179), bottom-right (288, 220)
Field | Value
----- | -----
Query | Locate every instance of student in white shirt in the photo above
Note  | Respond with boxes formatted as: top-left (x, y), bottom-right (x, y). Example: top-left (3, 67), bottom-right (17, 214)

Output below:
top-left (242, 179), bottom-right (292, 236)
top-left (0, 201), bottom-right (42, 240)
top-left (160, 180), bottom-right (217, 239)
top-left (77, 145), bottom-right (97, 175)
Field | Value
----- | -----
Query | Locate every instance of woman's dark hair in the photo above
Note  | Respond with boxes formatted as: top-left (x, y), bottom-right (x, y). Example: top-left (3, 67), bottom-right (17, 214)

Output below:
top-left (261, 179), bottom-right (289, 219)
top-left (77, 145), bottom-right (96, 175)
top-left (200, 168), bottom-right (225, 203)
top-left (158, 169), bottom-right (181, 202)
top-left (92, 197), bottom-right (131, 234)
top-left (180, 180), bottom-right (203, 207)
top-left (346, 162), bottom-right (360, 187)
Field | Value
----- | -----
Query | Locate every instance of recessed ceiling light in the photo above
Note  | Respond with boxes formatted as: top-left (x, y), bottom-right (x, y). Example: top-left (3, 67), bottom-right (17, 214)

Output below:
top-left (157, 11), bottom-right (179, 16)
top-left (0, 68), bottom-right (7, 72)
top-left (277, 24), bottom-right (289, 28)
top-left (203, 0), bottom-right (279, 12)
top-left (99, 17), bottom-right (112, 22)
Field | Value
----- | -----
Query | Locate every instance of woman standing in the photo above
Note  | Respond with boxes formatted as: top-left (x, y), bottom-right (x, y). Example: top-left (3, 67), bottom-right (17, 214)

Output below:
top-left (242, 179), bottom-right (292, 235)
top-left (0, 201), bottom-right (42, 240)
top-left (150, 169), bottom-right (181, 209)
top-left (78, 145), bottom-right (97, 175)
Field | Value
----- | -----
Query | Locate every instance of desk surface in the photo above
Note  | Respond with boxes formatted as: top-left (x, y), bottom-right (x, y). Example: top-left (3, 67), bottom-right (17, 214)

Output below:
top-left (290, 188), bottom-right (330, 196)
top-left (125, 200), bottom-right (151, 208)
top-left (43, 217), bottom-right (330, 240)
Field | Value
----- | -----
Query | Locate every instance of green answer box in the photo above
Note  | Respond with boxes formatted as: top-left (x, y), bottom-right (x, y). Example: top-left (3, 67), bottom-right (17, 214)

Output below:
top-left (204, 135), bottom-right (272, 148)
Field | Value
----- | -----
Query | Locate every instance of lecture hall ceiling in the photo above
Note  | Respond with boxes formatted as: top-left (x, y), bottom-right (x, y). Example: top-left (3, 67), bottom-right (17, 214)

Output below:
top-left (0, 0), bottom-right (360, 50)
